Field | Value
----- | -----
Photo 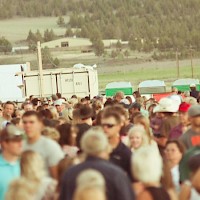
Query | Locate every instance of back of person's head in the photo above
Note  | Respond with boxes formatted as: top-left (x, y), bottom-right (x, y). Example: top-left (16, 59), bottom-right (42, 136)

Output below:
top-left (20, 150), bottom-right (46, 182)
top-left (39, 109), bottom-right (53, 120)
top-left (42, 127), bottom-right (60, 142)
top-left (76, 123), bottom-right (91, 149)
top-left (31, 98), bottom-right (39, 106)
top-left (42, 119), bottom-right (60, 128)
top-left (104, 99), bottom-right (115, 107)
top-left (6, 177), bottom-right (38, 200)
top-left (132, 146), bottom-right (162, 183)
top-left (80, 127), bottom-right (109, 157)
top-left (78, 104), bottom-right (93, 120)
top-left (56, 93), bottom-right (62, 99)
top-left (73, 169), bottom-right (106, 200)
top-left (57, 123), bottom-right (72, 146)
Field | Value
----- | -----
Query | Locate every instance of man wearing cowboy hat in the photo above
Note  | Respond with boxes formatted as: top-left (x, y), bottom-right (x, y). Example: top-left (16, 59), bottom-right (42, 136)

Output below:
top-left (153, 98), bottom-right (180, 152)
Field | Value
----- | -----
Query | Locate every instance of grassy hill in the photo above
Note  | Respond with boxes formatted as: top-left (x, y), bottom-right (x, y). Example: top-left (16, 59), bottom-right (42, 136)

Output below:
top-left (0, 17), bottom-right (69, 43)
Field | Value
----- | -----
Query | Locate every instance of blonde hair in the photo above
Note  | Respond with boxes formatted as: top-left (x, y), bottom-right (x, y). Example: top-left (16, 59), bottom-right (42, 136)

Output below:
top-left (184, 97), bottom-right (197, 105)
top-left (73, 169), bottom-right (106, 200)
top-left (132, 146), bottom-right (163, 183)
top-left (49, 106), bottom-right (59, 119)
top-left (20, 151), bottom-right (46, 183)
top-left (6, 177), bottom-right (38, 200)
top-left (81, 127), bottom-right (109, 156)
top-left (42, 127), bottom-right (60, 141)
top-left (128, 125), bottom-right (148, 148)
top-left (134, 114), bottom-right (153, 144)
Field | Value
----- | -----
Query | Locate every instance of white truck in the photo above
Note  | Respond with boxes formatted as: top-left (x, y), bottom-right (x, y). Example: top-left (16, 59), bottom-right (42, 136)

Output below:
top-left (23, 67), bottom-right (99, 99)
top-left (0, 64), bottom-right (99, 102)
top-left (0, 64), bottom-right (28, 102)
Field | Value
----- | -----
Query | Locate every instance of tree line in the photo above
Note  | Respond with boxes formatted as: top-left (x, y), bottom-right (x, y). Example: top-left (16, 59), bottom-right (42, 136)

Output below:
top-left (2, 0), bottom-right (200, 55)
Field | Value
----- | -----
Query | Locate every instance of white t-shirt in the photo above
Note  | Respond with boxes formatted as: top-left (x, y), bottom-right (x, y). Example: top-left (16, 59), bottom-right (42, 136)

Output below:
top-left (171, 165), bottom-right (180, 193)
top-left (23, 136), bottom-right (64, 173)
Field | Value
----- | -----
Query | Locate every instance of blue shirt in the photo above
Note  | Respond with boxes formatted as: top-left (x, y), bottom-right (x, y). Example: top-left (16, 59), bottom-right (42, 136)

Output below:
top-left (0, 154), bottom-right (20, 200)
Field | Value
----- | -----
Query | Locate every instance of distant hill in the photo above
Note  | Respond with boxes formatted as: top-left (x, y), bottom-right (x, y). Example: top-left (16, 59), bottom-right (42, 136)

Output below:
top-left (1, 0), bottom-right (200, 51)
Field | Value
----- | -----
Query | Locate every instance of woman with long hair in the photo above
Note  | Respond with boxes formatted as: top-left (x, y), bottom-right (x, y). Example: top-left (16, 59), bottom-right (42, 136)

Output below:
top-left (20, 150), bottom-right (57, 200)
top-left (134, 114), bottom-right (159, 153)
top-left (128, 125), bottom-right (149, 152)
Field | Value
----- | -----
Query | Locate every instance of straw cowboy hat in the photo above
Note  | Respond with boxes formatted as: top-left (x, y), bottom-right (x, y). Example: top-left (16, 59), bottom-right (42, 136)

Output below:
top-left (153, 98), bottom-right (179, 113)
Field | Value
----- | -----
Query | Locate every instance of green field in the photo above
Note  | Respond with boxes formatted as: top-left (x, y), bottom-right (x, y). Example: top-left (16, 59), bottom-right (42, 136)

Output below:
top-left (1, 17), bottom-right (200, 93)
top-left (99, 65), bottom-right (200, 90)
top-left (0, 17), bottom-right (69, 43)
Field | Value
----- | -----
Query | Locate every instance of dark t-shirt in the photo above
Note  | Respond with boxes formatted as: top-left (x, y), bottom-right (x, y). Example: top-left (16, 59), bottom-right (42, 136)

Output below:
top-left (179, 128), bottom-right (200, 150)
top-left (190, 90), bottom-right (199, 99)
top-left (59, 156), bottom-right (135, 200)
top-left (110, 141), bottom-right (133, 181)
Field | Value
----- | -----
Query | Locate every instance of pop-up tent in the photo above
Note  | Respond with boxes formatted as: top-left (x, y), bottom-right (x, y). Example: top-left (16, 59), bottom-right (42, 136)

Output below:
top-left (105, 82), bottom-right (133, 97)
top-left (172, 79), bottom-right (200, 91)
top-left (138, 80), bottom-right (166, 94)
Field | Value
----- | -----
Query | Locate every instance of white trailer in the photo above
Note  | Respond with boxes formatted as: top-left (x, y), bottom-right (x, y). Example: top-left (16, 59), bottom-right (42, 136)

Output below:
top-left (0, 64), bottom-right (28, 102)
top-left (23, 68), bottom-right (99, 99)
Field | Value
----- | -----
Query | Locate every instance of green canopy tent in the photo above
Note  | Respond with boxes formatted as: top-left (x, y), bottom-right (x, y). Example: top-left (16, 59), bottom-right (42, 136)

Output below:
top-left (105, 82), bottom-right (133, 97)
top-left (172, 79), bottom-right (200, 92)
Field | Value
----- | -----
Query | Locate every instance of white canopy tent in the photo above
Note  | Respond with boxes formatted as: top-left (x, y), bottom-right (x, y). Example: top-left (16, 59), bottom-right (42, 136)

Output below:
top-left (138, 80), bottom-right (166, 94)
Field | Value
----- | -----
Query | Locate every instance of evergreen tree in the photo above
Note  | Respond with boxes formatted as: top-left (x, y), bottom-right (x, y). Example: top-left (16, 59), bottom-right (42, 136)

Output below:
top-left (65, 28), bottom-right (74, 37)
top-left (57, 15), bottom-right (65, 27)
top-left (0, 37), bottom-right (12, 54)
top-left (93, 39), bottom-right (104, 56)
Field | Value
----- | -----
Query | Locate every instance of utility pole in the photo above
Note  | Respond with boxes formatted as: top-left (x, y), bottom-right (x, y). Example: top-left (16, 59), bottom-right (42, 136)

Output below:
top-left (176, 48), bottom-right (180, 78)
top-left (190, 49), bottom-right (194, 78)
top-left (37, 41), bottom-right (44, 98)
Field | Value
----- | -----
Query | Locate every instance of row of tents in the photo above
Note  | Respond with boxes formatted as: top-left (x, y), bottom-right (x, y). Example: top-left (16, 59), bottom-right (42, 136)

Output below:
top-left (105, 78), bottom-right (200, 97)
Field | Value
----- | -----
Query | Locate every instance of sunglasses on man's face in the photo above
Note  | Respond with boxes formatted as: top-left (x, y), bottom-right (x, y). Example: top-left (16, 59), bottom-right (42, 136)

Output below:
top-left (23, 121), bottom-right (35, 124)
top-left (101, 123), bottom-right (117, 128)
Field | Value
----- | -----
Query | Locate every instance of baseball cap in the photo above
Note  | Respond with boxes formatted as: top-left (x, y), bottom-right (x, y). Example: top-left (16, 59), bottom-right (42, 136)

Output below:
top-left (179, 102), bottom-right (191, 112)
top-left (188, 105), bottom-right (200, 117)
top-left (54, 99), bottom-right (65, 106)
top-left (190, 83), bottom-right (196, 88)
top-left (0, 125), bottom-right (24, 142)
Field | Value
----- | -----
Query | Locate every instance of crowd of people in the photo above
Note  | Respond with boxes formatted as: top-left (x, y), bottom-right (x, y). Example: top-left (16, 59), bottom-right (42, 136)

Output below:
top-left (0, 84), bottom-right (200, 200)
